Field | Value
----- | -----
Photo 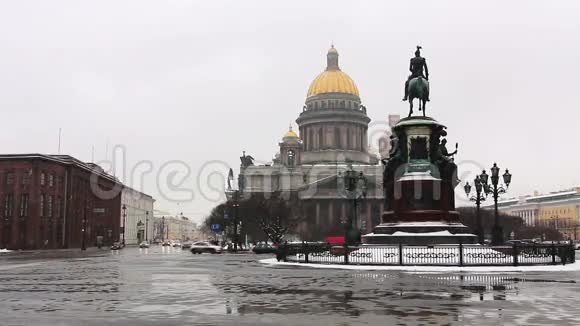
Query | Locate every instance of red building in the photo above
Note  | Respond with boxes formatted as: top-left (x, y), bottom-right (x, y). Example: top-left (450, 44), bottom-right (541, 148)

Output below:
top-left (0, 154), bottom-right (122, 250)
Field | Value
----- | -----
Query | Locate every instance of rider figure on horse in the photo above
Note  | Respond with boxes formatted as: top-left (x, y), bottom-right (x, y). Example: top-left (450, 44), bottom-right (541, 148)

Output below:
top-left (403, 46), bottom-right (429, 102)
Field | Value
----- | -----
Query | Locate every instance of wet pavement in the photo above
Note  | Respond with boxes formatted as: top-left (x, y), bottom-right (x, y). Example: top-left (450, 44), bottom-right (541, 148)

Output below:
top-left (0, 247), bottom-right (579, 326)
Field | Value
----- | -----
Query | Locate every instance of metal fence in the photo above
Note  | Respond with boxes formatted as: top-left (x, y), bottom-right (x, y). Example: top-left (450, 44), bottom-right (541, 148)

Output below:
top-left (279, 242), bottom-right (576, 267)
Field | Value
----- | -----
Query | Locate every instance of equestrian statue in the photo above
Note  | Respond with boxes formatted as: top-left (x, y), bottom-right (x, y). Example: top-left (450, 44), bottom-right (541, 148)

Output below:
top-left (402, 46), bottom-right (430, 117)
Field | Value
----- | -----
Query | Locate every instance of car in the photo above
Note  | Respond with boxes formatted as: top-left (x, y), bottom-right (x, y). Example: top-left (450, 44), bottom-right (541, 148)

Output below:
top-left (252, 243), bottom-right (277, 254)
top-left (172, 241), bottom-right (181, 248)
top-left (162, 241), bottom-right (172, 247)
top-left (190, 241), bottom-right (223, 254)
top-left (111, 242), bottom-right (123, 250)
top-left (181, 241), bottom-right (192, 249)
top-left (139, 241), bottom-right (150, 249)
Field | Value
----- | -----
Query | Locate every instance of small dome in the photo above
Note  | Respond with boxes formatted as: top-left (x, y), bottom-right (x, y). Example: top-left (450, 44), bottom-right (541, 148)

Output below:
top-left (283, 125), bottom-right (299, 140)
top-left (307, 46), bottom-right (359, 98)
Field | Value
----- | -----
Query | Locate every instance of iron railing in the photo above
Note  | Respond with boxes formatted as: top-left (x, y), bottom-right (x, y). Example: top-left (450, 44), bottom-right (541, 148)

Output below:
top-left (278, 242), bottom-right (576, 267)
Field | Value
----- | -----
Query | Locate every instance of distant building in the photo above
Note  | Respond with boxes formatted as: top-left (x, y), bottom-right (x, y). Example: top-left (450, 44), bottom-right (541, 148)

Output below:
top-left (121, 187), bottom-right (154, 245)
top-left (152, 211), bottom-right (196, 241)
top-left (0, 154), bottom-right (155, 250)
top-left (488, 187), bottom-right (580, 239)
top-left (0, 154), bottom-right (122, 250)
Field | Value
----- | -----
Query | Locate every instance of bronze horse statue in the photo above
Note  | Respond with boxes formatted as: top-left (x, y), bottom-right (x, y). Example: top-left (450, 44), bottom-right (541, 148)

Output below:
top-left (407, 76), bottom-right (429, 117)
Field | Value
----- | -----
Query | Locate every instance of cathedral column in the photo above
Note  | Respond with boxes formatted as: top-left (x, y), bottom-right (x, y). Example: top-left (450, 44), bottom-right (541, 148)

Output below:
top-left (366, 201), bottom-right (372, 232)
top-left (328, 201), bottom-right (334, 224)
top-left (315, 202), bottom-right (320, 225)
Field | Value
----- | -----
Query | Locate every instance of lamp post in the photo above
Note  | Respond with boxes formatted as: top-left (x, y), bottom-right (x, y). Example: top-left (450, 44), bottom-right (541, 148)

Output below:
top-left (81, 199), bottom-right (87, 251)
top-left (479, 163), bottom-right (512, 245)
top-left (121, 204), bottom-right (127, 246)
top-left (145, 211), bottom-right (149, 241)
top-left (342, 165), bottom-right (367, 246)
top-left (225, 168), bottom-right (242, 252)
top-left (161, 216), bottom-right (165, 242)
top-left (464, 175), bottom-right (487, 244)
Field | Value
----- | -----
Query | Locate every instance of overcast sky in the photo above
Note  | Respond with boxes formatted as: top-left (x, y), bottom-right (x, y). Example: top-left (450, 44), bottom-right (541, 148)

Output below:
top-left (1, 1), bottom-right (579, 223)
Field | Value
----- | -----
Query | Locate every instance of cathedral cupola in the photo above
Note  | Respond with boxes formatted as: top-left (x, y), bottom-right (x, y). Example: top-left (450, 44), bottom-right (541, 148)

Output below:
top-left (279, 125), bottom-right (303, 167)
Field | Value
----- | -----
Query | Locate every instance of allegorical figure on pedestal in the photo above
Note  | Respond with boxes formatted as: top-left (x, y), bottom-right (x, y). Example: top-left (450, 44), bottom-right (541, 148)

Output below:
top-left (403, 46), bottom-right (430, 117)
top-left (382, 133), bottom-right (407, 211)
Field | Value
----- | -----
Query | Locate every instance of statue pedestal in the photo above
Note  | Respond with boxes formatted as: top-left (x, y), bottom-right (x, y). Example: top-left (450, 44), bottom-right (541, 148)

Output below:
top-left (363, 116), bottom-right (476, 245)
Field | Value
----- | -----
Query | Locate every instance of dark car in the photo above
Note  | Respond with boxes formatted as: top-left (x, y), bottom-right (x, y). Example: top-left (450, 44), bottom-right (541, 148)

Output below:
top-left (111, 242), bottom-right (123, 250)
top-left (252, 243), bottom-right (277, 254)
top-left (181, 241), bottom-right (192, 249)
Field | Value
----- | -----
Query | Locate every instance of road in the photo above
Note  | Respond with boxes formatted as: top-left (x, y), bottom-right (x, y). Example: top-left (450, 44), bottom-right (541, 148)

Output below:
top-left (0, 247), bottom-right (579, 325)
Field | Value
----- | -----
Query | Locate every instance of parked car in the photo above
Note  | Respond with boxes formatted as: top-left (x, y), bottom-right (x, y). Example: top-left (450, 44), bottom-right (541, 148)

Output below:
top-left (162, 241), bottom-right (172, 247)
top-left (190, 241), bottom-right (223, 254)
top-left (181, 241), bottom-right (192, 249)
top-left (139, 241), bottom-right (150, 249)
top-left (252, 243), bottom-right (277, 254)
top-left (111, 242), bottom-right (123, 250)
top-left (172, 241), bottom-right (181, 248)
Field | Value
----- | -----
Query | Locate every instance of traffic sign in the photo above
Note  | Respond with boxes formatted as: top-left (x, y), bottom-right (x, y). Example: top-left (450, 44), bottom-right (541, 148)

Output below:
top-left (224, 213), bottom-right (230, 220)
top-left (211, 224), bottom-right (221, 230)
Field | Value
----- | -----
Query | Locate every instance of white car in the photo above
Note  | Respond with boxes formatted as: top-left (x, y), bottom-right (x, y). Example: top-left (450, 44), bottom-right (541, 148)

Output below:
top-left (190, 242), bottom-right (223, 254)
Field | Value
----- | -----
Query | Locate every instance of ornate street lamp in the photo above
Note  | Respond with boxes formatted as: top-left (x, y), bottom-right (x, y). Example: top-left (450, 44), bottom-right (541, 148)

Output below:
top-left (464, 175), bottom-right (487, 244)
top-left (161, 216), bottom-right (165, 242)
top-left (225, 168), bottom-right (242, 252)
top-left (145, 211), bottom-right (149, 242)
top-left (121, 204), bottom-right (127, 246)
top-left (480, 163), bottom-right (512, 245)
top-left (342, 165), bottom-right (367, 246)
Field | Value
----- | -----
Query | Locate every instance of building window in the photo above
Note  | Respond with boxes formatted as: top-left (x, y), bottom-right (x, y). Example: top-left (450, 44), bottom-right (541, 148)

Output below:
top-left (5, 172), bottom-right (14, 185)
top-left (40, 173), bottom-right (45, 186)
top-left (48, 174), bottom-right (54, 187)
top-left (22, 171), bottom-right (31, 185)
top-left (59, 197), bottom-right (64, 218)
top-left (47, 195), bottom-right (53, 217)
top-left (40, 194), bottom-right (45, 217)
top-left (4, 194), bottom-right (13, 217)
top-left (19, 194), bottom-right (29, 217)
top-left (287, 150), bottom-right (295, 167)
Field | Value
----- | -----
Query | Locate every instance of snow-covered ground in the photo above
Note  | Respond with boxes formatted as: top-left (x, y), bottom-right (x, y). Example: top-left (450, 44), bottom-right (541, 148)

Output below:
top-left (260, 258), bottom-right (580, 273)
top-left (284, 245), bottom-right (568, 266)
top-left (0, 249), bottom-right (12, 253)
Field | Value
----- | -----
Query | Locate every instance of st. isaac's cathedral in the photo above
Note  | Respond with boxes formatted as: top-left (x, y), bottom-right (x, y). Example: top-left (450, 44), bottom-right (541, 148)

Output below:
top-left (239, 46), bottom-right (399, 240)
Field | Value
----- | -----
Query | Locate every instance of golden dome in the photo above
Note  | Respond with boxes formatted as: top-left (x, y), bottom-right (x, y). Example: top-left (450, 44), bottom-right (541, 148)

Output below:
top-left (283, 125), bottom-right (298, 138)
top-left (306, 46), bottom-right (359, 98)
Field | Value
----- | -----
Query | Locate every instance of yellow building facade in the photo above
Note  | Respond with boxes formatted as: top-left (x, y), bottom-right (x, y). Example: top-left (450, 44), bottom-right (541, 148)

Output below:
top-left (490, 188), bottom-right (580, 240)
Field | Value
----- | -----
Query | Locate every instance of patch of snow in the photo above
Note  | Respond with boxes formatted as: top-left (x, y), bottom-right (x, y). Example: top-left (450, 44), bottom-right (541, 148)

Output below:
top-left (260, 258), bottom-right (580, 273)
top-left (373, 221), bottom-right (469, 227)
top-left (368, 230), bottom-right (475, 237)
top-left (0, 249), bottom-right (12, 253)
